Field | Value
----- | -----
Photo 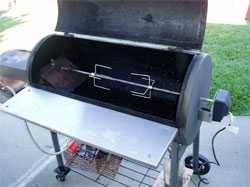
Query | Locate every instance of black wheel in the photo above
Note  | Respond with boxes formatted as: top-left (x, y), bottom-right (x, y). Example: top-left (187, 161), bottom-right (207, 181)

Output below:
top-left (184, 154), bottom-right (211, 175)
top-left (56, 175), bottom-right (66, 182)
top-left (54, 166), bottom-right (70, 182)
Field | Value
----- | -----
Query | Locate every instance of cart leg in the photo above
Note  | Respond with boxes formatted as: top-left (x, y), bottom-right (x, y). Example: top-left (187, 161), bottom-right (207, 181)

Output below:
top-left (169, 142), bottom-right (180, 187)
top-left (193, 131), bottom-right (200, 174)
top-left (51, 131), bottom-right (70, 182)
top-left (184, 130), bottom-right (210, 175)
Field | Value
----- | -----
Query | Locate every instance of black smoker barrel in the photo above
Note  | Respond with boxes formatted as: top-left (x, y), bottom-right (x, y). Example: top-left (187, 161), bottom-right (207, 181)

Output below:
top-left (27, 0), bottom-right (211, 145)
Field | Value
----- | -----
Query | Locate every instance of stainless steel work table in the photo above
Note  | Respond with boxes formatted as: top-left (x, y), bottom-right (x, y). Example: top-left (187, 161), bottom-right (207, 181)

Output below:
top-left (0, 87), bottom-right (177, 168)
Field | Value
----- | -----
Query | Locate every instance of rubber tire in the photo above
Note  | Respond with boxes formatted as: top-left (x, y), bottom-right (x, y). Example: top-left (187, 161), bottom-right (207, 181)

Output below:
top-left (56, 175), bottom-right (66, 182)
top-left (184, 154), bottom-right (211, 175)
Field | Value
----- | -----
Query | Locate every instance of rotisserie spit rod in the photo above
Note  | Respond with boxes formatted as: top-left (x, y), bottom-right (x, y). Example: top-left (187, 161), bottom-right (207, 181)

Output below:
top-left (61, 65), bottom-right (180, 96)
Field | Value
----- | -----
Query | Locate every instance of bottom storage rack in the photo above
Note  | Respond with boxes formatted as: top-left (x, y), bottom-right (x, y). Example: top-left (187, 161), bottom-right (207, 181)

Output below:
top-left (69, 158), bottom-right (163, 187)
top-left (64, 141), bottom-right (166, 187)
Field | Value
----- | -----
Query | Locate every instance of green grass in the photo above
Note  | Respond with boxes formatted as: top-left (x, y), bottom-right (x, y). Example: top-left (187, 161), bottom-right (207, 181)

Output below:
top-left (203, 23), bottom-right (250, 115)
top-left (0, 16), bottom-right (24, 41)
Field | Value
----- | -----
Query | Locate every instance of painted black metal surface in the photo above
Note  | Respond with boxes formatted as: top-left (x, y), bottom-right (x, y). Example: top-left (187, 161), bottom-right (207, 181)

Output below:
top-left (0, 50), bottom-right (30, 81)
top-left (28, 35), bottom-right (194, 127)
top-left (26, 0), bottom-right (212, 146)
top-left (56, 0), bottom-right (208, 50)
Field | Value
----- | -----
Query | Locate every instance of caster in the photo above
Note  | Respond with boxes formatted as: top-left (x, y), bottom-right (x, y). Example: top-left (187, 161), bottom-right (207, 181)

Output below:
top-left (184, 154), bottom-right (211, 175)
top-left (54, 166), bottom-right (70, 182)
top-left (56, 174), bottom-right (66, 182)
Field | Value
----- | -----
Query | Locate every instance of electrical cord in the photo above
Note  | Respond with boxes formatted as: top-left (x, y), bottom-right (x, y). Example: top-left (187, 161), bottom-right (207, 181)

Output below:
top-left (198, 175), bottom-right (209, 187)
top-left (211, 127), bottom-right (226, 166)
top-left (0, 82), bottom-right (69, 156)
top-left (24, 120), bottom-right (70, 156)
top-left (196, 126), bottom-right (227, 187)
top-left (0, 81), bottom-right (16, 96)
top-left (0, 81), bottom-right (16, 108)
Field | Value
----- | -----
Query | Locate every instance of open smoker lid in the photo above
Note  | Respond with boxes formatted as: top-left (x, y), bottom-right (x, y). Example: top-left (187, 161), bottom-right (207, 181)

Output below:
top-left (56, 0), bottom-right (208, 50)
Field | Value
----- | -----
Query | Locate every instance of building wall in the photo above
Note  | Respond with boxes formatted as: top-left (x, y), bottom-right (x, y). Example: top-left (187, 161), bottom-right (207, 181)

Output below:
top-left (246, 1), bottom-right (250, 20)
top-left (207, 0), bottom-right (249, 24)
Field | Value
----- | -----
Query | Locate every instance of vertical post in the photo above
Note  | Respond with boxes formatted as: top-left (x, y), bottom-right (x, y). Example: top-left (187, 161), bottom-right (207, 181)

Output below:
top-left (193, 130), bottom-right (200, 174)
top-left (164, 142), bottom-right (186, 187)
top-left (51, 131), bottom-right (65, 169)
top-left (51, 131), bottom-right (70, 181)
top-left (169, 142), bottom-right (180, 187)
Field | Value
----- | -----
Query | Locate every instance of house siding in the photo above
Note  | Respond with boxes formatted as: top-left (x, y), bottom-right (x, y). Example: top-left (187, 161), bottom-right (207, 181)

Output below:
top-left (207, 0), bottom-right (249, 24)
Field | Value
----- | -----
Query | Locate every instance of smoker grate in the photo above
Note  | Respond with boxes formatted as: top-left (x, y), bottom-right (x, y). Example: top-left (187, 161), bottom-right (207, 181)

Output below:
top-left (64, 141), bottom-right (166, 187)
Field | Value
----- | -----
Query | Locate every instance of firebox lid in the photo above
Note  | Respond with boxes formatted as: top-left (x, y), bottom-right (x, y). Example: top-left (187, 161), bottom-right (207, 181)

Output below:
top-left (56, 0), bottom-right (208, 50)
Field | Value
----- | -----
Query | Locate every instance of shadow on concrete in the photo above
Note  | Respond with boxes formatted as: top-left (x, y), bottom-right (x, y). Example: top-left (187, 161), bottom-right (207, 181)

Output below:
top-left (0, 15), bottom-right (27, 42)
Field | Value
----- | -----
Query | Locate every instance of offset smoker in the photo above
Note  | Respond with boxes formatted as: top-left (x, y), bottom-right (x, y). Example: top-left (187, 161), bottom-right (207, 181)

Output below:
top-left (28, 0), bottom-right (219, 146)
top-left (0, 1), bottom-right (231, 186)
top-left (29, 35), bottom-right (211, 145)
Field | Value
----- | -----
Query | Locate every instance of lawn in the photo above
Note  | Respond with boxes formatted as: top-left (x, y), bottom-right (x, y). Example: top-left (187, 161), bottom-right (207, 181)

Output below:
top-left (203, 23), bottom-right (250, 115)
top-left (0, 16), bottom-right (24, 41)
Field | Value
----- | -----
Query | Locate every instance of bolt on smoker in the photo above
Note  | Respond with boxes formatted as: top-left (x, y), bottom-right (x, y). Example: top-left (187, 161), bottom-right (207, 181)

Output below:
top-left (0, 0), bottom-right (231, 186)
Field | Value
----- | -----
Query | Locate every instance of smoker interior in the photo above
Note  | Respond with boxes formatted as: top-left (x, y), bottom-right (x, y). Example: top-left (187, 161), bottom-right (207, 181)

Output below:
top-left (29, 35), bottom-right (194, 125)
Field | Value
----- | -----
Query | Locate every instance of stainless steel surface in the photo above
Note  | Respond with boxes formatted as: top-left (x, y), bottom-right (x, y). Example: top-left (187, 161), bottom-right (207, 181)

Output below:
top-left (93, 64), bottom-right (112, 91)
top-left (56, 32), bottom-right (200, 55)
top-left (129, 73), bottom-right (155, 99)
top-left (0, 87), bottom-right (177, 167)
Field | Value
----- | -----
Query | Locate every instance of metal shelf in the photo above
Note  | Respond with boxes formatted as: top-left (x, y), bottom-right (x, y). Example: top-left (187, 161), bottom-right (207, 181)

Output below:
top-left (1, 87), bottom-right (177, 167)
top-left (63, 142), bottom-right (168, 187)
top-left (67, 157), bottom-right (167, 187)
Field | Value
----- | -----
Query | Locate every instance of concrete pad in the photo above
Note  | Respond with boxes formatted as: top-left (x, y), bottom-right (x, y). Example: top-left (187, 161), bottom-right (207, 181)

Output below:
top-left (188, 116), bottom-right (250, 187)
top-left (0, 111), bottom-right (66, 187)
top-left (207, 0), bottom-right (249, 25)
top-left (24, 161), bottom-right (103, 187)
top-left (0, 0), bottom-right (57, 53)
